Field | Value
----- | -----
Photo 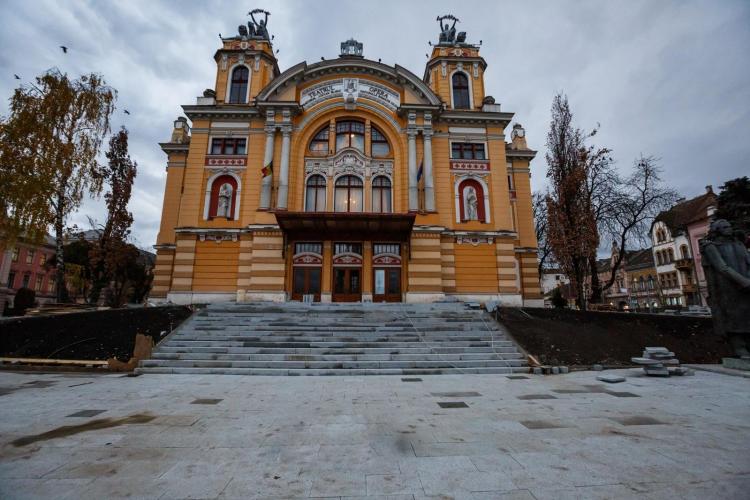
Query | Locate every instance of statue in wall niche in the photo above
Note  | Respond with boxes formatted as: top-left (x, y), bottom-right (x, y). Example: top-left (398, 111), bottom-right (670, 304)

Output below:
top-left (217, 183), bottom-right (233, 218)
top-left (700, 219), bottom-right (750, 358)
top-left (465, 186), bottom-right (479, 221)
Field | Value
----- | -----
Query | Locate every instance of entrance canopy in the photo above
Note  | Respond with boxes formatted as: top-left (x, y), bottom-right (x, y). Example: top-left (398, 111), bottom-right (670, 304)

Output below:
top-left (274, 211), bottom-right (415, 241)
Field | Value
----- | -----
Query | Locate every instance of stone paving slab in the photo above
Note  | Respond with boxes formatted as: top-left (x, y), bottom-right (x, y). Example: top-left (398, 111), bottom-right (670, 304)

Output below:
top-left (0, 368), bottom-right (748, 499)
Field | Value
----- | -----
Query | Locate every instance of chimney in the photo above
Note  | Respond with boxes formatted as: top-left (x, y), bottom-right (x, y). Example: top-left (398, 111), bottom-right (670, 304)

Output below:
top-left (705, 185), bottom-right (713, 194)
top-left (170, 117), bottom-right (190, 144)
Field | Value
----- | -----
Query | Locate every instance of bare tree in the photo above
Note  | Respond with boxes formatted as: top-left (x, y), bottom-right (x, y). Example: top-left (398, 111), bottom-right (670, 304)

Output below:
top-left (545, 94), bottom-right (600, 310)
top-left (593, 156), bottom-right (679, 299)
top-left (533, 191), bottom-right (553, 276)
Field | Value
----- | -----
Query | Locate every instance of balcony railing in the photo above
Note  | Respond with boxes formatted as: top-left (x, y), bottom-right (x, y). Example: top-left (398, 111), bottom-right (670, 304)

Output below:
top-left (675, 258), bottom-right (692, 270)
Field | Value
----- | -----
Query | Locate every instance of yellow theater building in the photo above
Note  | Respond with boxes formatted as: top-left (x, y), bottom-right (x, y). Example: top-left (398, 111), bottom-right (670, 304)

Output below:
top-left (152, 12), bottom-right (541, 305)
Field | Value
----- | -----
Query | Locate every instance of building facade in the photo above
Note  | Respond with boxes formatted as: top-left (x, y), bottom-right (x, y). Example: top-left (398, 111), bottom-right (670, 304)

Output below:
top-left (651, 187), bottom-right (716, 308)
top-left (596, 244), bottom-right (660, 311)
top-left (0, 235), bottom-right (57, 311)
top-left (152, 14), bottom-right (541, 305)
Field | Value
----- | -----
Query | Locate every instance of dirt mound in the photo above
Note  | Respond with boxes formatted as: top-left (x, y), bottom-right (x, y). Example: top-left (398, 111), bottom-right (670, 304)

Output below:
top-left (496, 307), bottom-right (731, 366)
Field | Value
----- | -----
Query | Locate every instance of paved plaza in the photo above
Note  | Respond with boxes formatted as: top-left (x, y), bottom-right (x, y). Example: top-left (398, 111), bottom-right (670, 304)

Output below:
top-left (0, 369), bottom-right (748, 499)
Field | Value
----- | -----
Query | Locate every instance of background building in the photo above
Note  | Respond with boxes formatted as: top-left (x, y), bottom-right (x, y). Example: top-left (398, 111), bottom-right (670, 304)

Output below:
top-left (152, 15), bottom-right (541, 305)
top-left (651, 186), bottom-right (716, 308)
top-left (0, 235), bottom-right (57, 310)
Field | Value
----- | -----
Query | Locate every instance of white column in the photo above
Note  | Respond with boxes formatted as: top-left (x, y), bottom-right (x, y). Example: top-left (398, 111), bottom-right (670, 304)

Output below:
top-left (276, 126), bottom-right (291, 210)
top-left (259, 127), bottom-right (275, 209)
top-left (423, 130), bottom-right (435, 212)
top-left (408, 131), bottom-right (418, 212)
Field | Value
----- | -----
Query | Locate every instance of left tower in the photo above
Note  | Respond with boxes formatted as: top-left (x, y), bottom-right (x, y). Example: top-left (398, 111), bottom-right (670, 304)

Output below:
top-left (151, 10), bottom-right (281, 302)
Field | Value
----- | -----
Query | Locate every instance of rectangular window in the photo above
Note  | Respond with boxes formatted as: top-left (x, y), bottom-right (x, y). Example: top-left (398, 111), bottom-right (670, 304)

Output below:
top-left (48, 277), bottom-right (56, 293)
top-left (373, 243), bottom-right (400, 255)
top-left (294, 242), bottom-right (322, 255)
top-left (334, 242), bottom-right (362, 256)
top-left (40, 253), bottom-right (47, 266)
top-left (11, 247), bottom-right (19, 262)
top-left (35, 275), bottom-right (43, 291)
top-left (210, 138), bottom-right (247, 155)
top-left (22, 273), bottom-right (30, 288)
top-left (451, 142), bottom-right (486, 160)
top-left (26, 250), bottom-right (35, 265)
top-left (7, 271), bottom-right (15, 289)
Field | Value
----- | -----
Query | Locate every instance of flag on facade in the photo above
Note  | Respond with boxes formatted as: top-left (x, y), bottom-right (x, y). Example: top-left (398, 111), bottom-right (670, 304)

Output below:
top-left (261, 160), bottom-right (273, 178)
top-left (417, 159), bottom-right (423, 182)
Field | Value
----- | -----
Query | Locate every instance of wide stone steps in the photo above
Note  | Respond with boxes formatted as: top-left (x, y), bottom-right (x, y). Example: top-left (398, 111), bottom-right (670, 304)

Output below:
top-left (137, 302), bottom-right (528, 376)
top-left (150, 352), bottom-right (524, 361)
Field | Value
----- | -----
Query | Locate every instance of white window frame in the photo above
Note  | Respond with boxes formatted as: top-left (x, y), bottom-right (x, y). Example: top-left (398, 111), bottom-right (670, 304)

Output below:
top-left (449, 69), bottom-right (474, 110)
top-left (203, 171), bottom-right (242, 220)
top-left (225, 63), bottom-right (252, 104)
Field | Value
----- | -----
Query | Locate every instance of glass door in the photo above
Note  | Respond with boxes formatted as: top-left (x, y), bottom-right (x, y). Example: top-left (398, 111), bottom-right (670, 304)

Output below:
top-left (291, 267), bottom-right (321, 302)
top-left (332, 268), bottom-right (362, 302)
top-left (373, 268), bottom-right (401, 302)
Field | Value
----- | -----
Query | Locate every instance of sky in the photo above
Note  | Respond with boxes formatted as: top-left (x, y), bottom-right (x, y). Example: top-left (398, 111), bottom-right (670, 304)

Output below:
top-left (1, 0), bottom-right (749, 250)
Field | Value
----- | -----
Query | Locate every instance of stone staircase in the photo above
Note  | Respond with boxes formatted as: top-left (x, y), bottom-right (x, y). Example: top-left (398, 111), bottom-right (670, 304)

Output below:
top-left (136, 302), bottom-right (528, 375)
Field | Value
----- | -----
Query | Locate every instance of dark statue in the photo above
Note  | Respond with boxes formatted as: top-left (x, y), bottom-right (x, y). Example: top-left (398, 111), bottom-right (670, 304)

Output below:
top-left (437, 15), bottom-right (467, 45)
top-left (700, 219), bottom-right (750, 358)
top-left (237, 9), bottom-right (270, 40)
top-left (249, 9), bottom-right (270, 40)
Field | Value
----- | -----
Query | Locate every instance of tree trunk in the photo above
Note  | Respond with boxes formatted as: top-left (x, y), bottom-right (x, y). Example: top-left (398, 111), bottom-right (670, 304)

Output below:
top-left (589, 254), bottom-right (602, 304)
top-left (54, 192), bottom-right (68, 303)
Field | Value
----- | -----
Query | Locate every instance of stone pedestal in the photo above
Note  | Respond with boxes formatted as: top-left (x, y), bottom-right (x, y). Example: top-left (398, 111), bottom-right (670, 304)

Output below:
top-left (722, 357), bottom-right (750, 371)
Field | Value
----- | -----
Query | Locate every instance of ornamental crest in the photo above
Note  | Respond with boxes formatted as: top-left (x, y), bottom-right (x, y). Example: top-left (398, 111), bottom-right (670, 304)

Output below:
top-left (456, 236), bottom-right (494, 246)
top-left (333, 253), bottom-right (363, 266)
top-left (293, 253), bottom-right (323, 266)
top-left (199, 233), bottom-right (238, 244)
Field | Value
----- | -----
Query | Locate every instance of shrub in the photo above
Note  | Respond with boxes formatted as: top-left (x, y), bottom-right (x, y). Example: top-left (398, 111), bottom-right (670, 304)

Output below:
top-left (550, 287), bottom-right (567, 309)
top-left (13, 287), bottom-right (36, 316)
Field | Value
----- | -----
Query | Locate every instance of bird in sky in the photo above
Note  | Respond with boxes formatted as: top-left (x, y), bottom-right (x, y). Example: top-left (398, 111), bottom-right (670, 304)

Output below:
top-left (60, 45), bottom-right (68, 53)
top-left (14, 74), bottom-right (20, 79)
top-left (124, 109), bottom-right (130, 115)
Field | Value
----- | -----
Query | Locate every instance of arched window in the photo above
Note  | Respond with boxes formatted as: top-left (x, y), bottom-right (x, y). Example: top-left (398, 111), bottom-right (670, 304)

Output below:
top-left (680, 244), bottom-right (689, 259)
top-left (647, 275), bottom-right (654, 289)
top-left (335, 121), bottom-right (365, 152)
top-left (208, 174), bottom-right (238, 219)
top-left (309, 127), bottom-right (329, 154)
top-left (452, 72), bottom-right (470, 109)
top-left (334, 175), bottom-right (363, 212)
top-left (458, 178), bottom-right (486, 222)
top-left (305, 175), bottom-right (327, 212)
top-left (371, 176), bottom-right (392, 213)
top-left (668, 248), bottom-right (674, 262)
top-left (371, 127), bottom-right (390, 157)
top-left (228, 66), bottom-right (249, 104)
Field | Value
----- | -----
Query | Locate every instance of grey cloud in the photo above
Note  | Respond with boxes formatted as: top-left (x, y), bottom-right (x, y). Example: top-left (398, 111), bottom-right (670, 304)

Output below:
top-left (1, 0), bottom-right (748, 248)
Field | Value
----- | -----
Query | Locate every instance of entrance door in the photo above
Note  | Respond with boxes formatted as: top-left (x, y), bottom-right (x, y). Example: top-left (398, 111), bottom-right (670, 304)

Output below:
top-left (333, 267), bottom-right (361, 302)
top-left (373, 268), bottom-right (401, 302)
top-left (292, 267), bottom-right (321, 301)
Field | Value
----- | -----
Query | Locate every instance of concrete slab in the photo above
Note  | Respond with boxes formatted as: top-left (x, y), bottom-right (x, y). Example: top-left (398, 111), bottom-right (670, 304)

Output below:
top-left (0, 369), bottom-right (748, 499)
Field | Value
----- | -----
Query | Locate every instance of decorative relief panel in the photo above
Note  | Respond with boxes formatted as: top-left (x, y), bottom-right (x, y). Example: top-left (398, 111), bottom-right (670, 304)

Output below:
top-left (199, 233), bottom-right (238, 243)
top-left (373, 254), bottom-right (401, 266)
top-left (456, 236), bottom-right (494, 246)
top-left (333, 253), bottom-right (363, 266)
top-left (293, 253), bottom-right (323, 266)
top-left (205, 157), bottom-right (246, 167)
top-left (450, 160), bottom-right (490, 172)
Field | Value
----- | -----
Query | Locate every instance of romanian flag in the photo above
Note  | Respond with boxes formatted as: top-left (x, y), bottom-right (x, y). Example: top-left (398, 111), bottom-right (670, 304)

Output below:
top-left (417, 159), bottom-right (423, 182)
top-left (261, 160), bottom-right (273, 178)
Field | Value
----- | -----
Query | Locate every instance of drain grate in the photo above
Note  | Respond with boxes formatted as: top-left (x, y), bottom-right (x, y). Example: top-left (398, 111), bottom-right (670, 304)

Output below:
top-left (607, 391), bottom-right (640, 398)
top-left (401, 378), bottom-right (423, 382)
top-left (437, 401), bottom-right (469, 408)
top-left (67, 410), bottom-right (106, 418)
top-left (520, 420), bottom-right (569, 429)
top-left (431, 392), bottom-right (482, 397)
top-left (612, 416), bottom-right (666, 426)
top-left (517, 394), bottom-right (557, 400)
top-left (191, 399), bottom-right (223, 405)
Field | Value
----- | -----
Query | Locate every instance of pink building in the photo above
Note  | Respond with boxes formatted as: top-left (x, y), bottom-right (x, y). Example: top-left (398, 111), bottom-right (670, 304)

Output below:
top-left (0, 235), bottom-right (57, 311)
